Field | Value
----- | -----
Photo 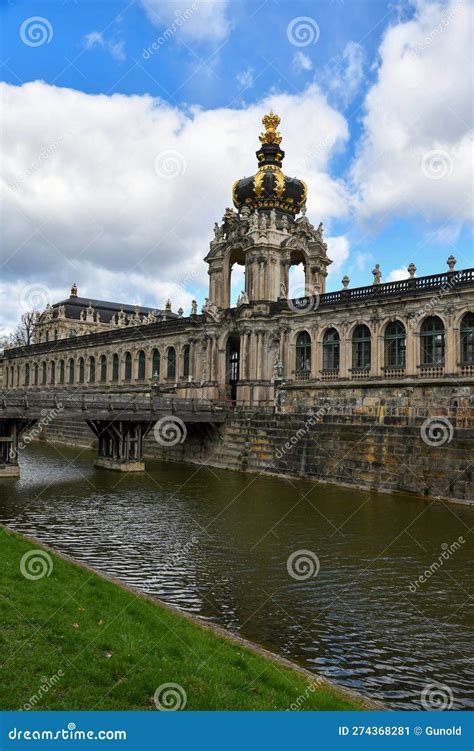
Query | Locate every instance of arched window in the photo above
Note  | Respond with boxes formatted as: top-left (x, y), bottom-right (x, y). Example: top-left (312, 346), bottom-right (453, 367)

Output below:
top-left (124, 352), bottom-right (132, 381)
top-left (352, 324), bottom-right (371, 369)
top-left (54, 329), bottom-right (58, 341)
top-left (167, 347), bottom-right (176, 379)
top-left (460, 312), bottom-right (474, 363)
top-left (59, 360), bottom-right (65, 384)
top-left (421, 316), bottom-right (445, 365)
top-left (152, 349), bottom-right (160, 380)
top-left (68, 358), bottom-right (74, 384)
top-left (78, 357), bottom-right (85, 383)
top-left (41, 362), bottom-right (47, 385)
top-left (112, 354), bottom-right (119, 382)
top-left (89, 356), bottom-right (96, 383)
top-left (45, 331), bottom-right (49, 342)
top-left (182, 345), bottom-right (190, 378)
top-left (137, 350), bottom-right (146, 381)
top-left (34, 364), bottom-right (39, 386)
top-left (295, 331), bottom-right (311, 373)
top-left (24, 363), bottom-right (30, 386)
top-left (99, 355), bottom-right (107, 382)
top-left (384, 320), bottom-right (406, 368)
top-left (10, 367), bottom-right (13, 387)
top-left (5, 368), bottom-right (9, 388)
top-left (50, 361), bottom-right (55, 385)
top-left (323, 328), bottom-right (340, 370)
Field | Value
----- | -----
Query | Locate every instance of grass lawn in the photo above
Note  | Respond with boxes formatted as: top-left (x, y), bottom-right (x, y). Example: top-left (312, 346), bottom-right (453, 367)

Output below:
top-left (0, 526), bottom-right (366, 711)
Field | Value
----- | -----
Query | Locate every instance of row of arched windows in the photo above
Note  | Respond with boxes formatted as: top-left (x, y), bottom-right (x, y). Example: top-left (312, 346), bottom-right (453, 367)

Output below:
top-left (295, 314), bottom-right (474, 373)
top-left (6, 346), bottom-right (191, 388)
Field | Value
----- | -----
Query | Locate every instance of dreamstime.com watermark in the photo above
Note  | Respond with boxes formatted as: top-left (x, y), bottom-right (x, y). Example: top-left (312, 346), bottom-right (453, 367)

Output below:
top-left (10, 404), bottom-right (64, 461)
top-left (275, 401), bottom-right (343, 460)
top-left (153, 149), bottom-right (186, 180)
top-left (20, 16), bottom-right (53, 47)
top-left (420, 416), bottom-right (454, 447)
top-left (287, 16), bottom-right (320, 47)
top-left (408, 5), bottom-right (461, 58)
top-left (286, 678), bottom-right (324, 710)
top-left (8, 133), bottom-right (72, 191)
top-left (154, 683), bottom-right (187, 710)
top-left (142, 5), bottom-right (198, 59)
top-left (287, 550), bottom-right (320, 581)
top-left (420, 682), bottom-right (454, 710)
top-left (169, 535), bottom-right (199, 567)
top-left (153, 415), bottom-right (187, 446)
top-left (408, 537), bottom-right (465, 593)
top-left (8, 723), bottom-right (127, 741)
top-left (20, 549), bottom-right (53, 580)
top-left (23, 670), bottom-right (65, 710)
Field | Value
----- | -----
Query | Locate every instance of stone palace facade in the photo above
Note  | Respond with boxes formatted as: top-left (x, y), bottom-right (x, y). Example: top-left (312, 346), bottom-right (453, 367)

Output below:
top-left (3, 113), bottom-right (474, 408)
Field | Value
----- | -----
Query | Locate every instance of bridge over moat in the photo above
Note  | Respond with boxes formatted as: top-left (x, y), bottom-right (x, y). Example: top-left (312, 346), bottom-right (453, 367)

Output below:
top-left (0, 390), bottom-right (227, 476)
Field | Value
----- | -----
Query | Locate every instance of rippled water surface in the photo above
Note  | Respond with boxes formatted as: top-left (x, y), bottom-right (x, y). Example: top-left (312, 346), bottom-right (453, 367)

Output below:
top-left (1, 443), bottom-right (472, 709)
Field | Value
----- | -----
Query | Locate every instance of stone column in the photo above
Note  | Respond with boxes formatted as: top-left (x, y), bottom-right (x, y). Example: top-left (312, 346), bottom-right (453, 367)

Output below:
top-left (445, 321), bottom-right (457, 374)
top-left (340, 328), bottom-right (349, 379)
top-left (212, 336), bottom-right (218, 381)
top-left (372, 321), bottom-right (381, 377)
top-left (256, 331), bottom-right (261, 380)
top-left (249, 331), bottom-right (258, 380)
top-left (312, 327), bottom-right (320, 379)
top-left (405, 322), bottom-right (417, 376)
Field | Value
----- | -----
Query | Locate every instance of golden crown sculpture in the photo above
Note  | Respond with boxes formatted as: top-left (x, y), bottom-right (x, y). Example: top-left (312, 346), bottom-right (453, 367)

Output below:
top-left (259, 111), bottom-right (282, 145)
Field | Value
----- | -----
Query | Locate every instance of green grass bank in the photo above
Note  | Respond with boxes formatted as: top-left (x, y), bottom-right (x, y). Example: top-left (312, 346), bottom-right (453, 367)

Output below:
top-left (0, 526), bottom-right (368, 711)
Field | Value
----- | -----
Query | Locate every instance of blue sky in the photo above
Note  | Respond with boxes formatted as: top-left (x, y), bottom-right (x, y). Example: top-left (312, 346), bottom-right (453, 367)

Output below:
top-left (1, 0), bottom-right (472, 329)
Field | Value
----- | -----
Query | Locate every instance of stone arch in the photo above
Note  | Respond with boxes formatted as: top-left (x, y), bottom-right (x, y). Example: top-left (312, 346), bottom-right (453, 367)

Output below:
top-left (419, 315), bottom-right (445, 366)
top-left (287, 247), bottom-right (308, 299)
top-left (322, 327), bottom-right (340, 371)
top-left (294, 329), bottom-right (312, 376)
top-left (136, 350), bottom-right (146, 381)
top-left (383, 319), bottom-right (406, 368)
top-left (351, 323), bottom-right (372, 370)
top-left (88, 355), bottom-right (96, 384)
top-left (226, 246), bottom-right (246, 308)
top-left (99, 354), bottom-right (107, 383)
top-left (460, 311), bottom-right (474, 363)
top-left (124, 352), bottom-right (132, 382)
top-left (67, 358), bottom-right (75, 384)
top-left (166, 346), bottom-right (176, 380)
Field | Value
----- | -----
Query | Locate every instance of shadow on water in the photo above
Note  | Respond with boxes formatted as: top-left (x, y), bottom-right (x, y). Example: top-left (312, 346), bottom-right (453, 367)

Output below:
top-left (0, 441), bottom-right (472, 709)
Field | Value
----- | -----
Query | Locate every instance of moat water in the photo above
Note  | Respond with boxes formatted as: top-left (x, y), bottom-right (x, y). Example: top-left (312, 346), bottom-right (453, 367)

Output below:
top-left (1, 442), bottom-right (472, 710)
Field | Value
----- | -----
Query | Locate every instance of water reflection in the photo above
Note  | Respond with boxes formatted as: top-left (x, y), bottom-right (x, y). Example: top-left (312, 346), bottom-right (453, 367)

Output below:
top-left (1, 442), bottom-right (472, 709)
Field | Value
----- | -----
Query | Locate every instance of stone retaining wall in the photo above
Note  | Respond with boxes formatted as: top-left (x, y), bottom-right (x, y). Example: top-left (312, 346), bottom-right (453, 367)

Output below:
top-left (36, 384), bottom-right (473, 503)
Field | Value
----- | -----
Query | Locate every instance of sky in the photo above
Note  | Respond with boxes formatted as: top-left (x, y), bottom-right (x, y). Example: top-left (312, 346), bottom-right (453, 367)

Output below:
top-left (1, 0), bottom-right (473, 335)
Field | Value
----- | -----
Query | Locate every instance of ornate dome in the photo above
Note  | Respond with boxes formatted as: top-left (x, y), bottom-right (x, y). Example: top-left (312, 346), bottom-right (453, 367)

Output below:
top-left (232, 112), bottom-right (307, 216)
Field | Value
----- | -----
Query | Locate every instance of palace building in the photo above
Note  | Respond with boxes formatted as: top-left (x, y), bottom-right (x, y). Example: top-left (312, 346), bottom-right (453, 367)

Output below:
top-left (3, 113), bottom-right (474, 407)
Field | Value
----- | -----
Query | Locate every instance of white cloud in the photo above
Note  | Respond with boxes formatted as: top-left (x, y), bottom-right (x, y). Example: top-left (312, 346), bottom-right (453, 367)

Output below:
top-left (84, 31), bottom-right (126, 61)
top-left (387, 267), bottom-right (409, 282)
top-left (140, 0), bottom-right (232, 43)
top-left (328, 41), bottom-right (365, 106)
top-left (293, 51), bottom-right (313, 74)
top-left (352, 0), bottom-right (473, 226)
top-left (352, 251), bottom-right (374, 273)
top-left (236, 67), bottom-right (254, 89)
top-left (326, 235), bottom-right (350, 277)
top-left (1, 81), bottom-right (350, 334)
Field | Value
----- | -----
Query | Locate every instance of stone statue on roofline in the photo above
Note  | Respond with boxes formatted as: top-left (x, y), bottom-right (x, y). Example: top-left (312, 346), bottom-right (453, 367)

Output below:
top-left (372, 264), bottom-right (382, 285)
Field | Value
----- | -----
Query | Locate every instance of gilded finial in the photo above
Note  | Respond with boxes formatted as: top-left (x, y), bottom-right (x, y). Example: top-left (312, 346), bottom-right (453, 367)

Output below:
top-left (259, 111), bottom-right (282, 145)
top-left (70, 283), bottom-right (77, 297)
